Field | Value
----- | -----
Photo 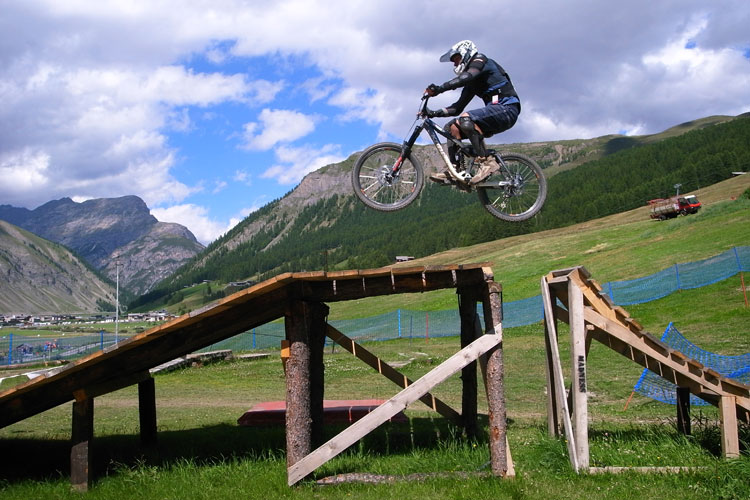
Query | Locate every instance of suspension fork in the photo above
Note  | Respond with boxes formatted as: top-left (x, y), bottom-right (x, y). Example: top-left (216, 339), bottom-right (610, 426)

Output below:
top-left (394, 122), bottom-right (424, 174)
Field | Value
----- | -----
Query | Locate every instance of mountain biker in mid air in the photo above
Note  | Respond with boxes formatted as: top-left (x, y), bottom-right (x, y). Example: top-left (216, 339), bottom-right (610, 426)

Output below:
top-left (424, 40), bottom-right (521, 185)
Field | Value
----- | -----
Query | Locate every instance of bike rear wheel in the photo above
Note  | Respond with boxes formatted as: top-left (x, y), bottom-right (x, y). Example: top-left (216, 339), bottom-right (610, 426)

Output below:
top-left (476, 152), bottom-right (547, 222)
top-left (352, 142), bottom-right (424, 211)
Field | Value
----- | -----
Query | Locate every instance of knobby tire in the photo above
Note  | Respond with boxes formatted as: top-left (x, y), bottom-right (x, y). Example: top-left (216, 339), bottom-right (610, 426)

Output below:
top-left (352, 142), bottom-right (424, 212)
top-left (476, 152), bottom-right (547, 222)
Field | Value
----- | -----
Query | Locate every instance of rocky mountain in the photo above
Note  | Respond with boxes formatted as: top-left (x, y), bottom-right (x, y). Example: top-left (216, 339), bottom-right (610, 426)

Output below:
top-left (0, 220), bottom-right (116, 314)
top-left (0, 196), bottom-right (204, 295)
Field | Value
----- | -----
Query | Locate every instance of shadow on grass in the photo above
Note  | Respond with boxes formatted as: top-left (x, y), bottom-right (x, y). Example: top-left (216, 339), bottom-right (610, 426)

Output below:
top-left (0, 415), bottom-right (493, 485)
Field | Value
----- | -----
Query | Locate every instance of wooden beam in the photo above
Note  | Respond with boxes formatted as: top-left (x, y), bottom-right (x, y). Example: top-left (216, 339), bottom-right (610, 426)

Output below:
top-left (543, 318), bottom-right (560, 437)
top-left (71, 397), bottom-right (94, 492)
top-left (481, 280), bottom-right (508, 477)
top-left (719, 396), bottom-right (740, 458)
top-left (458, 291), bottom-right (479, 438)
top-left (285, 300), bottom-right (328, 470)
top-left (676, 387), bottom-right (691, 436)
top-left (309, 302), bottom-right (329, 447)
top-left (541, 275), bottom-right (579, 472)
top-left (568, 277), bottom-right (589, 470)
top-left (287, 332), bottom-right (503, 486)
top-left (138, 377), bottom-right (157, 447)
top-left (325, 325), bottom-right (461, 425)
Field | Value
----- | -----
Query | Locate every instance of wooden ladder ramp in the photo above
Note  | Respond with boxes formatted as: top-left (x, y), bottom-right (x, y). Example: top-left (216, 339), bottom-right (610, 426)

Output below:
top-left (542, 266), bottom-right (749, 471)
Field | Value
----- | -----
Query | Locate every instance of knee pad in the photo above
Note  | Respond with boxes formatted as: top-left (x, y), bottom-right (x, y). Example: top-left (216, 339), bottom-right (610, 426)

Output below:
top-left (458, 116), bottom-right (487, 157)
top-left (458, 115), bottom-right (476, 136)
top-left (443, 121), bottom-right (459, 164)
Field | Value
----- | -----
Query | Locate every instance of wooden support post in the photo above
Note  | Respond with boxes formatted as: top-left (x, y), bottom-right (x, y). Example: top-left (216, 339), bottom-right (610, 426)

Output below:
top-left (543, 319), bottom-right (560, 436)
top-left (718, 395), bottom-right (740, 458)
top-left (541, 276), bottom-right (579, 472)
top-left (568, 277), bottom-right (589, 470)
top-left (481, 281), bottom-right (508, 477)
top-left (71, 396), bottom-right (94, 492)
top-left (284, 299), bottom-right (329, 471)
top-left (138, 377), bottom-right (158, 447)
top-left (676, 387), bottom-right (691, 436)
top-left (458, 290), bottom-right (479, 438)
top-left (309, 302), bottom-right (328, 447)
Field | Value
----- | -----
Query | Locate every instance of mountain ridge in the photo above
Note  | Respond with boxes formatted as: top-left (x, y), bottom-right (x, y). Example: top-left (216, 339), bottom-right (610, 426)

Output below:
top-left (0, 195), bottom-right (204, 296)
top-left (0, 220), bottom-right (116, 314)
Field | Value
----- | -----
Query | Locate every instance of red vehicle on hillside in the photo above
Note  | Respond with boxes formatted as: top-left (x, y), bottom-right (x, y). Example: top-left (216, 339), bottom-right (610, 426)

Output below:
top-left (648, 195), bottom-right (702, 220)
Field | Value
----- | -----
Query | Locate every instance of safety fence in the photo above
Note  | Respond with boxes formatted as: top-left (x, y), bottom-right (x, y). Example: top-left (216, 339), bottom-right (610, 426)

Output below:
top-left (633, 322), bottom-right (750, 406)
top-left (1, 246), bottom-right (747, 368)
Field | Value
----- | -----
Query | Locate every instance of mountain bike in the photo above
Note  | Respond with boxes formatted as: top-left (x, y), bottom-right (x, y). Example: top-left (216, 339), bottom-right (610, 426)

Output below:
top-left (351, 95), bottom-right (547, 222)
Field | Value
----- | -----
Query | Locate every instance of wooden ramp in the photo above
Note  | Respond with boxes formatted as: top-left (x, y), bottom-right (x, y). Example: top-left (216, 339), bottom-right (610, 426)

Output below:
top-left (0, 263), bottom-right (510, 489)
top-left (542, 266), bottom-right (750, 471)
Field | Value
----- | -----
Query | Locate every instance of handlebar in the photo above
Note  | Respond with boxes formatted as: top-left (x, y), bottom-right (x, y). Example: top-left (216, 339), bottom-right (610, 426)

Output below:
top-left (418, 94), bottom-right (430, 118)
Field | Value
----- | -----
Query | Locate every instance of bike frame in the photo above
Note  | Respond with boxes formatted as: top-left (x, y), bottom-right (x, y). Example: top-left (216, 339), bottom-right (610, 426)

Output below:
top-left (397, 96), bottom-right (474, 183)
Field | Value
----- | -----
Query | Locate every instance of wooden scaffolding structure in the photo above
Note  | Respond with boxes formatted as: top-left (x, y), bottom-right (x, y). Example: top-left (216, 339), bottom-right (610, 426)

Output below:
top-left (0, 263), bottom-right (512, 490)
top-left (542, 266), bottom-right (750, 472)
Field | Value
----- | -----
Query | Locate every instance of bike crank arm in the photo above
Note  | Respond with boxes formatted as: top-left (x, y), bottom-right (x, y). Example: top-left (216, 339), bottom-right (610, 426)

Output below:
top-left (472, 180), bottom-right (513, 188)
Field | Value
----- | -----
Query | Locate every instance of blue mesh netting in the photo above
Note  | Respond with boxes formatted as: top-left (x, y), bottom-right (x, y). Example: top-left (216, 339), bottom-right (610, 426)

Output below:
top-left (633, 322), bottom-right (750, 406)
top-left (2, 247), bottom-right (747, 366)
top-left (602, 246), bottom-right (749, 305)
top-left (604, 266), bottom-right (679, 306)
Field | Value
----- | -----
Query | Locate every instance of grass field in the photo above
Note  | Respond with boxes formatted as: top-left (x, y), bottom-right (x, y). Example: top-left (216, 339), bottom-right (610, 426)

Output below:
top-left (1, 176), bottom-right (748, 499)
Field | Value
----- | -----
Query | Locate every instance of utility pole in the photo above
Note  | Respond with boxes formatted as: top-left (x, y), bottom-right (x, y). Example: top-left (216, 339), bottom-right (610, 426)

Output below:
top-left (115, 256), bottom-right (120, 346)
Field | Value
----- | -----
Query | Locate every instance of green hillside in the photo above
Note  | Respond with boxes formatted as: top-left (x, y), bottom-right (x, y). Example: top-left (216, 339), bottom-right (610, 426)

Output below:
top-left (0, 221), bottom-right (117, 313)
top-left (129, 115), bottom-right (750, 313)
top-left (328, 173), bottom-right (750, 319)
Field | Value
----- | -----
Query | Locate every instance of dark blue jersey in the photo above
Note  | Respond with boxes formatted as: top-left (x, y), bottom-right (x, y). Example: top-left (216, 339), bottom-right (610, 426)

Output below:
top-left (442, 53), bottom-right (520, 115)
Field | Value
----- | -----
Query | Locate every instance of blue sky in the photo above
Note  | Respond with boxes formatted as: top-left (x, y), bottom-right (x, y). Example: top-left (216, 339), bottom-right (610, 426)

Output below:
top-left (1, 0), bottom-right (749, 245)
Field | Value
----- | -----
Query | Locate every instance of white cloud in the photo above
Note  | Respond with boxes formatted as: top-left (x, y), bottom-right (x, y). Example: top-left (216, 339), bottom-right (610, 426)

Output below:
top-left (261, 144), bottom-right (345, 185)
top-left (151, 204), bottom-right (231, 245)
top-left (241, 108), bottom-right (319, 150)
top-left (233, 169), bottom-right (251, 184)
top-left (0, 148), bottom-right (51, 191)
top-left (2, 0), bottom-right (750, 228)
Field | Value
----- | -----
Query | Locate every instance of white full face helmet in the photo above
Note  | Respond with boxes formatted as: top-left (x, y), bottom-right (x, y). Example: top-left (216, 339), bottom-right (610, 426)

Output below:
top-left (439, 40), bottom-right (478, 75)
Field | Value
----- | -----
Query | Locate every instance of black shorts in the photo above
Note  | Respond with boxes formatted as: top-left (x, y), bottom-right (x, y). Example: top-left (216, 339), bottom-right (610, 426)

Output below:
top-left (467, 102), bottom-right (520, 137)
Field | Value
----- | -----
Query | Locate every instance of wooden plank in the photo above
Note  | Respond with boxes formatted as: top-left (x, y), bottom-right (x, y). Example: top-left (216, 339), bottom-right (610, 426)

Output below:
top-left (326, 325), bottom-right (461, 425)
top-left (568, 277), bottom-right (589, 470)
top-left (541, 275), bottom-right (579, 472)
top-left (544, 319), bottom-right (560, 437)
top-left (568, 269), bottom-right (616, 322)
top-left (287, 332), bottom-right (503, 486)
top-left (718, 396), bottom-right (740, 458)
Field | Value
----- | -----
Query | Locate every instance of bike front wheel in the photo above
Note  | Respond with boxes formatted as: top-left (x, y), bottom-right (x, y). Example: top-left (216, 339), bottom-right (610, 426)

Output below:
top-left (476, 152), bottom-right (547, 222)
top-left (352, 142), bottom-right (424, 212)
